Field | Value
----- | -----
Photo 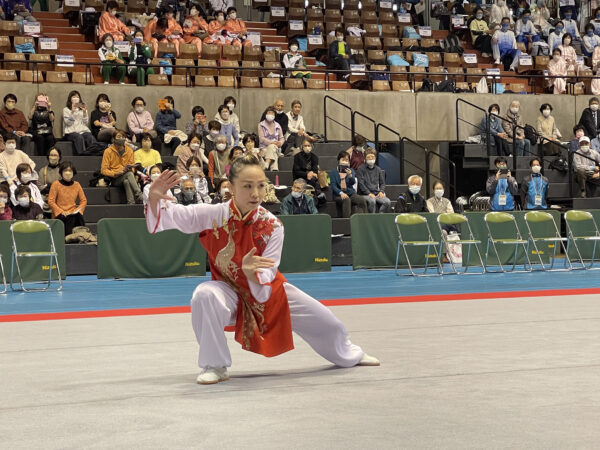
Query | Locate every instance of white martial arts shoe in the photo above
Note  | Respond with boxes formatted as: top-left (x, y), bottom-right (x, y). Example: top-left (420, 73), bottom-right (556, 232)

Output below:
top-left (358, 353), bottom-right (380, 366)
top-left (196, 367), bottom-right (230, 385)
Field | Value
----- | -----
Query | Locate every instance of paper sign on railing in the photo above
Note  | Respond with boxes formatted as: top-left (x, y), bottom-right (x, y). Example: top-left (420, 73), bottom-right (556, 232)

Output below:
top-left (463, 53), bottom-right (477, 64)
top-left (308, 34), bottom-right (323, 45)
top-left (451, 15), bottom-right (465, 26)
top-left (114, 40), bottom-right (130, 54)
top-left (271, 6), bottom-right (285, 17)
top-left (350, 64), bottom-right (366, 75)
top-left (380, 0), bottom-right (392, 8)
top-left (23, 21), bottom-right (41, 34)
top-left (39, 37), bottom-right (58, 50)
top-left (486, 67), bottom-right (500, 78)
top-left (254, 0), bottom-right (267, 3)
top-left (64, 0), bottom-right (80, 6)
top-left (246, 31), bottom-right (261, 47)
top-left (418, 26), bottom-right (431, 36)
top-left (56, 54), bottom-right (74, 67)
top-left (289, 20), bottom-right (304, 31)
top-left (518, 54), bottom-right (532, 66)
top-left (398, 13), bottom-right (411, 23)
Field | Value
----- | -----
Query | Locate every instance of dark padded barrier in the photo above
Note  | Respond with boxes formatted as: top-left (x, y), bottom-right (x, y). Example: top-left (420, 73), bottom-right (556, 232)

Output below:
top-left (279, 214), bottom-right (332, 273)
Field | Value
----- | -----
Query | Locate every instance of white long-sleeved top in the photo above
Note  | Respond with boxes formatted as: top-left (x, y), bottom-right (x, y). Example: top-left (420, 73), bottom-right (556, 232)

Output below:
top-left (515, 19), bottom-right (538, 36)
top-left (285, 111), bottom-right (305, 138)
top-left (62, 107), bottom-right (91, 135)
top-left (548, 30), bottom-right (565, 51)
top-left (583, 34), bottom-right (600, 54)
top-left (563, 18), bottom-right (581, 40)
top-left (493, 29), bottom-right (517, 50)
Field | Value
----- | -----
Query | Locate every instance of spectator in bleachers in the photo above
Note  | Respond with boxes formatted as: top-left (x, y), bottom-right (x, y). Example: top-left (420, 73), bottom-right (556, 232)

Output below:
top-left (330, 150), bottom-right (367, 218)
top-left (175, 178), bottom-right (200, 205)
top-left (357, 149), bottom-right (391, 214)
top-left (530, 3), bottom-right (552, 38)
top-left (547, 47), bottom-right (568, 94)
top-left (242, 133), bottom-right (259, 156)
top-left (562, 8), bottom-right (581, 42)
top-left (0, 183), bottom-right (12, 221)
top-left (537, 103), bottom-right (562, 156)
top-left (396, 175), bottom-right (428, 213)
top-left (145, 8), bottom-right (184, 57)
top-left (558, 33), bottom-right (580, 73)
top-left (292, 138), bottom-right (326, 205)
top-left (182, 5), bottom-right (206, 57)
top-left (99, 1), bottom-right (130, 42)
top-left (502, 100), bottom-right (530, 157)
top-left (284, 100), bottom-right (313, 155)
top-left (39, 147), bottom-right (61, 197)
top-left (142, 164), bottom-right (177, 206)
top-left (186, 156), bottom-right (211, 203)
top-left (548, 21), bottom-right (565, 51)
top-left (0, 137), bottom-right (34, 184)
top-left (260, 99), bottom-right (289, 136)
top-left (492, 17), bottom-right (521, 69)
top-left (515, 10), bottom-right (540, 52)
top-left (101, 129), bottom-right (143, 204)
top-left (5, 0), bottom-right (35, 24)
top-left (573, 135), bottom-right (600, 197)
top-left (346, 135), bottom-right (367, 170)
top-left (583, 23), bottom-right (600, 57)
top-left (91, 93), bottom-right (117, 144)
top-left (591, 7), bottom-right (600, 35)
top-left (204, 10), bottom-right (229, 46)
top-left (128, 29), bottom-right (154, 87)
top-left (214, 96), bottom-right (240, 135)
top-left (224, 7), bottom-right (251, 47)
top-left (470, 7), bottom-right (493, 57)
top-left (490, 0), bottom-right (512, 29)
top-left (570, 125), bottom-right (586, 152)
top-left (328, 28), bottom-right (351, 80)
top-left (134, 133), bottom-right (162, 171)
top-left (10, 163), bottom-right (43, 209)
top-left (481, 104), bottom-right (510, 156)
top-left (128, 97), bottom-right (157, 146)
top-left (225, 146), bottom-right (243, 176)
top-left (12, 185), bottom-right (43, 220)
top-left (578, 97), bottom-right (600, 139)
top-left (155, 95), bottom-right (182, 154)
top-left (559, 0), bottom-right (577, 21)
top-left (211, 178), bottom-right (232, 204)
top-left (258, 107), bottom-right (284, 171)
top-left (63, 91), bottom-right (98, 156)
top-left (280, 179), bottom-right (318, 215)
top-left (27, 93), bottom-right (55, 157)
top-left (426, 181), bottom-right (453, 214)
top-left (48, 161), bottom-right (87, 235)
top-left (176, 134), bottom-right (207, 177)
top-left (98, 34), bottom-right (126, 85)
top-left (208, 134), bottom-right (230, 187)
top-left (520, 158), bottom-right (549, 210)
top-left (187, 106), bottom-right (209, 138)
top-left (202, 120), bottom-right (221, 155)
top-left (486, 156), bottom-right (518, 211)
top-left (0, 94), bottom-right (31, 152)
top-left (283, 40), bottom-right (312, 79)
top-left (215, 104), bottom-right (239, 148)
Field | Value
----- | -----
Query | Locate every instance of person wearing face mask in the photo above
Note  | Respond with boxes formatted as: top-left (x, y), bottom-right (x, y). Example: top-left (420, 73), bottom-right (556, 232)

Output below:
top-left (98, 33), bottom-right (126, 85)
top-left (47, 161), bottom-right (87, 235)
top-left (145, 9), bottom-right (184, 57)
top-left (176, 134), bottom-right (207, 177)
top-left (27, 94), bottom-right (55, 156)
top-left (536, 103), bottom-right (562, 156)
top-left (345, 134), bottom-right (367, 170)
top-left (547, 48), bottom-right (567, 94)
top-left (134, 132), bottom-right (162, 170)
top-left (212, 97), bottom-right (240, 134)
top-left (426, 181), bottom-right (453, 214)
top-left (39, 147), bottom-right (62, 196)
top-left (99, 1), bottom-right (131, 42)
top-left (0, 138), bottom-right (35, 185)
top-left (480, 104), bottom-right (510, 156)
top-left (470, 7), bottom-right (493, 57)
top-left (182, 6), bottom-right (207, 57)
top-left (515, 10), bottom-right (540, 52)
top-left (520, 158), bottom-right (549, 210)
top-left (128, 98), bottom-right (157, 145)
top-left (127, 30), bottom-right (155, 86)
top-left (396, 174), bottom-right (428, 213)
top-left (204, 11), bottom-right (229, 45)
top-left (156, 96), bottom-right (182, 154)
top-left (330, 151), bottom-right (367, 217)
top-left (357, 150), bottom-right (391, 213)
top-left (101, 129), bottom-right (143, 204)
top-left (211, 178), bottom-right (233, 204)
top-left (490, 0), bottom-right (512, 30)
top-left (188, 106), bottom-right (209, 137)
top-left (283, 39), bottom-right (312, 79)
top-left (573, 135), bottom-right (600, 197)
top-left (7, 0), bottom-right (36, 25)
top-left (186, 156), bottom-right (211, 203)
top-left (562, 8), bottom-right (581, 41)
top-left (9, 163), bottom-right (43, 209)
top-left (0, 94), bottom-right (32, 152)
top-left (502, 100), bottom-right (530, 157)
top-left (328, 27), bottom-right (351, 80)
top-left (142, 164), bottom-right (176, 206)
top-left (548, 21), bottom-right (565, 51)
top-left (285, 100), bottom-right (315, 156)
top-left (224, 7), bottom-right (251, 47)
top-left (529, 3), bottom-right (552, 37)
top-left (174, 178), bottom-right (200, 206)
top-left (215, 104), bottom-right (239, 148)
top-left (202, 120), bottom-right (222, 155)
top-left (207, 135), bottom-right (230, 186)
top-left (557, 33), bottom-right (579, 74)
top-left (578, 97), bottom-right (600, 139)
top-left (260, 99), bottom-right (288, 136)
top-left (492, 17), bottom-right (521, 69)
top-left (12, 185), bottom-right (43, 220)
top-left (62, 91), bottom-right (100, 156)
top-left (280, 178), bottom-right (318, 215)
top-left (583, 24), bottom-right (600, 57)
top-left (0, 184), bottom-right (12, 221)
top-left (292, 138), bottom-right (326, 204)
top-left (91, 93), bottom-right (117, 143)
top-left (486, 156), bottom-right (518, 211)
top-left (258, 106), bottom-right (284, 171)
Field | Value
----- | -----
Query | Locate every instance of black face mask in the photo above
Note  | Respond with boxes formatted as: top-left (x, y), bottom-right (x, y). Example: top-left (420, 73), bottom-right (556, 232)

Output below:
top-left (37, 106), bottom-right (47, 112)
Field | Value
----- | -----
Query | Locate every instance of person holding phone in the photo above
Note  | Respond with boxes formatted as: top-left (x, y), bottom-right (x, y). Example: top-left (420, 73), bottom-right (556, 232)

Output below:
top-left (486, 156), bottom-right (518, 211)
top-left (63, 90), bottom-right (98, 155)
top-left (329, 150), bottom-right (367, 218)
top-left (48, 161), bottom-right (87, 235)
top-left (101, 129), bottom-right (143, 204)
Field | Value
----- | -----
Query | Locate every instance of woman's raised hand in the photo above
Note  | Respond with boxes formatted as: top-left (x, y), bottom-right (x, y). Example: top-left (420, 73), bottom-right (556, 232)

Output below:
top-left (148, 170), bottom-right (180, 217)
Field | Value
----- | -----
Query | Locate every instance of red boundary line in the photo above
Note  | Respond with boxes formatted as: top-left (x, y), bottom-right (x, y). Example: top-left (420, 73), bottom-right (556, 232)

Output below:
top-left (2, 287), bottom-right (600, 323)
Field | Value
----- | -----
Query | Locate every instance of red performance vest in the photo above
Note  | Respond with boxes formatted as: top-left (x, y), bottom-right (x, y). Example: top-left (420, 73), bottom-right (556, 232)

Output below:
top-left (199, 203), bottom-right (294, 357)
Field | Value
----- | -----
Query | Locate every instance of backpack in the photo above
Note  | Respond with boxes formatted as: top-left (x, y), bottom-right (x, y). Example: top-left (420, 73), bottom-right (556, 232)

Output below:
top-left (418, 78), bottom-right (436, 92)
top-left (531, 41), bottom-right (550, 56)
top-left (524, 124), bottom-right (538, 145)
top-left (437, 79), bottom-right (455, 92)
top-left (413, 53), bottom-right (429, 67)
top-left (402, 26), bottom-right (421, 40)
top-left (549, 156), bottom-right (569, 172)
top-left (441, 33), bottom-right (463, 55)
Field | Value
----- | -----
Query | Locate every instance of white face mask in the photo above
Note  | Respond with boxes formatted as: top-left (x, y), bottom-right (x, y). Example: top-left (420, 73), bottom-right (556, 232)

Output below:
top-left (303, 146), bottom-right (312, 153)
top-left (229, 12), bottom-right (237, 19)
top-left (190, 8), bottom-right (198, 16)
top-left (366, 159), bottom-right (375, 167)
top-left (265, 114), bottom-right (275, 122)
top-left (5, 143), bottom-right (16, 153)
top-left (291, 191), bottom-right (302, 199)
top-left (434, 189), bottom-right (444, 198)
top-left (542, 109), bottom-right (551, 117)
top-left (0, 196), bottom-right (7, 203)
top-left (227, 103), bottom-right (235, 110)
top-left (135, 106), bottom-right (144, 113)
top-left (71, 97), bottom-right (80, 104)
top-left (531, 165), bottom-right (541, 174)
top-left (356, 146), bottom-right (364, 152)
top-left (409, 185), bottom-right (421, 195)
top-left (581, 145), bottom-right (590, 152)
top-left (252, 148), bottom-right (259, 155)
top-left (190, 143), bottom-right (201, 151)
top-left (151, 173), bottom-right (160, 181)
top-left (220, 187), bottom-right (229, 196)
top-left (111, 10), bottom-right (117, 16)
top-left (104, 40), bottom-right (113, 48)
top-left (20, 173), bottom-right (32, 183)
top-left (591, 104), bottom-right (599, 111)
top-left (216, 143), bottom-right (227, 151)
top-left (290, 45), bottom-right (298, 52)
top-left (510, 107), bottom-right (519, 114)
top-left (18, 197), bottom-right (29, 207)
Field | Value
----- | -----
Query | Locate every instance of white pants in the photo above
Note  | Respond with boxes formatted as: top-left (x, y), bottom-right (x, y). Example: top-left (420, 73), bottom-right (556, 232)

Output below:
top-left (190, 281), bottom-right (364, 369)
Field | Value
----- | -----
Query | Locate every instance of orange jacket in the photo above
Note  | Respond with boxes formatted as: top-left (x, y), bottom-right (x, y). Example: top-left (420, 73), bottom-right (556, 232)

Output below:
top-left (144, 17), bottom-right (183, 42)
top-left (225, 18), bottom-right (247, 36)
top-left (99, 12), bottom-right (130, 39)
top-left (183, 15), bottom-right (208, 39)
top-left (206, 20), bottom-right (226, 36)
top-left (101, 144), bottom-right (135, 178)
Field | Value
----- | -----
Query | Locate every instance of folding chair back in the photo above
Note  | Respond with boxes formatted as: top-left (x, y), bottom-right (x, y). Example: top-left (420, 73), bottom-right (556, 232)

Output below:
top-left (394, 214), bottom-right (440, 276)
top-left (438, 213), bottom-right (485, 275)
top-left (484, 212), bottom-right (531, 272)
top-left (523, 211), bottom-right (570, 271)
top-left (564, 210), bottom-right (600, 269)
top-left (0, 252), bottom-right (6, 294)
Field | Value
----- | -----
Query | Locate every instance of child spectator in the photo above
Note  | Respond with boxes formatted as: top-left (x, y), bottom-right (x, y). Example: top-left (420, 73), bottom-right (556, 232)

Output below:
top-left (48, 161), bottom-right (87, 235)
top-left (283, 39), bottom-right (311, 79)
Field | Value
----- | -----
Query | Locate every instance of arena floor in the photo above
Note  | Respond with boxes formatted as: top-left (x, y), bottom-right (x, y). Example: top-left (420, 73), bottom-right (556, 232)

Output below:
top-left (2, 269), bottom-right (600, 449)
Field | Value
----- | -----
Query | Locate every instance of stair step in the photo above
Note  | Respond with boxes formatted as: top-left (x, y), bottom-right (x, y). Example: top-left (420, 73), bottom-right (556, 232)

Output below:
top-left (43, 27), bottom-right (83, 36)
top-left (34, 12), bottom-right (65, 19)
top-left (58, 42), bottom-right (97, 51)
top-left (38, 18), bottom-right (71, 27)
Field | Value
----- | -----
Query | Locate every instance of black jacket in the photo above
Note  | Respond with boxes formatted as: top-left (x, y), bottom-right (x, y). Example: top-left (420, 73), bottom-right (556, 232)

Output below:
top-left (292, 151), bottom-right (320, 180)
top-left (328, 40), bottom-right (350, 60)
top-left (578, 107), bottom-right (600, 139)
top-left (396, 189), bottom-right (428, 213)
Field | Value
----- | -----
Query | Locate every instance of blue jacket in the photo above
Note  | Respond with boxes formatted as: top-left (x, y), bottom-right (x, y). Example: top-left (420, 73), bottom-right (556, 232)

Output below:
top-left (219, 121), bottom-right (239, 147)
top-left (155, 109), bottom-right (181, 135)
top-left (486, 174), bottom-right (518, 211)
top-left (480, 116), bottom-right (504, 141)
top-left (520, 173), bottom-right (549, 210)
top-left (329, 168), bottom-right (357, 197)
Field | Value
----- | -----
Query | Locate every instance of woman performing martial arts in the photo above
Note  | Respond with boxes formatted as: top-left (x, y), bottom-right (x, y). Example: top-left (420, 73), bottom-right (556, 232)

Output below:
top-left (146, 155), bottom-right (379, 384)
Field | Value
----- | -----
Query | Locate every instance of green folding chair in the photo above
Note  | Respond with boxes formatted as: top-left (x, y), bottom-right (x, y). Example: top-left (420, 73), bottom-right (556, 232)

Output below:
top-left (564, 210), bottom-right (600, 270)
top-left (524, 211), bottom-right (571, 271)
top-left (0, 252), bottom-right (6, 294)
top-left (484, 212), bottom-right (531, 273)
top-left (10, 220), bottom-right (62, 292)
top-left (394, 214), bottom-right (441, 276)
top-left (437, 213), bottom-right (485, 275)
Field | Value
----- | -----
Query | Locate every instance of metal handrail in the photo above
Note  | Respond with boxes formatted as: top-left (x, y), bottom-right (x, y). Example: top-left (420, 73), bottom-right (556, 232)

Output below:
top-left (401, 136), bottom-right (432, 198)
top-left (351, 110), bottom-right (377, 143)
top-left (456, 98), bottom-right (490, 154)
top-left (323, 95), bottom-right (353, 143)
top-left (427, 148), bottom-right (457, 202)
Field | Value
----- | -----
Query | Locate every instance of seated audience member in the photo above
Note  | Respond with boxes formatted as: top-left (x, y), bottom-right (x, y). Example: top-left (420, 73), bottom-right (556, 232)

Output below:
top-left (63, 91), bottom-right (98, 156)
top-left (211, 179), bottom-right (232, 204)
top-left (127, 97), bottom-right (157, 145)
top-left (578, 97), bottom-right (600, 139)
top-left (558, 33), bottom-right (580, 73)
top-left (12, 185), bottom-right (43, 220)
top-left (48, 161), bottom-right (87, 235)
top-left (182, 5), bottom-right (206, 57)
top-left (537, 103), bottom-right (562, 156)
top-left (591, 7), bottom-right (600, 35)
top-left (573, 135), bottom-right (600, 197)
top-left (224, 7), bottom-right (251, 47)
top-left (98, 33), bottom-right (126, 85)
top-left (186, 156), bottom-right (211, 203)
top-left (156, 95), bottom-right (182, 154)
top-left (215, 104), bottom-right (239, 148)
top-left (260, 99), bottom-right (289, 136)
top-left (547, 48), bottom-right (567, 94)
top-left (0, 137), bottom-right (35, 184)
top-left (583, 23), bottom-right (600, 56)
top-left (293, 139), bottom-right (326, 205)
top-left (101, 129), bottom-right (143, 204)
top-left (328, 28), bottom-right (351, 80)
top-left (145, 8), bottom-right (184, 57)
top-left (515, 10), bottom-right (540, 52)
top-left (285, 100), bottom-right (315, 155)
top-left (486, 156), bottom-right (518, 211)
top-left (212, 97), bottom-right (240, 135)
top-left (176, 134), bottom-right (206, 177)
top-left (98, 1), bottom-right (130, 42)
top-left (280, 179), bottom-right (318, 215)
top-left (134, 133), bottom-right (162, 171)
top-left (204, 11), bottom-right (228, 45)
top-left (346, 135), bottom-right (368, 170)
top-left (570, 125), bottom-right (586, 152)
top-left (481, 104), bottom-right (510, 156)
top-left (283, 39), bottom-right (312, 79)
top-left (547, 21), bottom-right (565, 51)
top-left (128, 29), bottom-right (154, 87)
top-left (91, 93), bottom-right (117, 143)
top-left (489, 0), bottom-right (511, 29)
top-left (175, 178), bottom-right (200, 205)
top-left (6, 0), bottom-right (35, 23)
top-left (142, 164), bottom-right (176, 205)
top-left (258, 107), bottom-right (284, 171)
top-left (10, 163), bottom-right (43, 209)
top-left (530, 4), bottom-right (552, 38)
top-left (187, 106), bottom-right (209, 138)
top-left (208, 134), bottom-right (230, 187)
top-left (396, 175), bottom-right (428, 213)
top-left (0, 94), bottom-right (31, 151)
top-left (329, 151), bottom-right (367, 218)
top-left (520, 158), bottom-right (549, 210)
top-left (202, 120), bottom-right (221, 155)
top-left (502, 100), bottom-right (530, 156)
top-left (225, 146), bottom-right (243, 176)
top-left (39, 147), bottom-right (61, 195)
top-left (426, 181), bottom-right (454, 214)
top-left (0, 184), bottom-right (12, 220)
top-left (357, 150), bottom-right (392, 213)
top-left (28, 93), bottom-right (55, 156)
top-left (561, 8), bottom-right (581, 41)
top-left (242, 133), bottom-right (259, 155)
top-left (492, 17), bottom-right (521, 69)
top-left (470, 7), bottom-right (493, 57)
